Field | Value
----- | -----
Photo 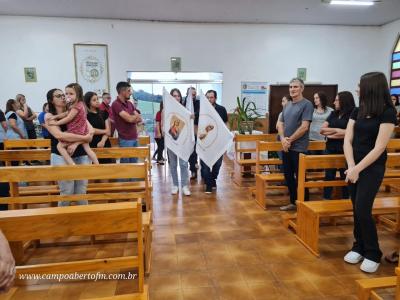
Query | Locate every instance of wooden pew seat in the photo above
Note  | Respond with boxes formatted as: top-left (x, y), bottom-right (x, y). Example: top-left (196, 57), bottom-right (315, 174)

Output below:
top-left (0, 164), bottom-right (153, 274)
top-left (356, 276), bottom-right (397, 300)
top-left (296, 197), bottom-right (400, 257)
top-left (19, 181), bottom-right (153, 196)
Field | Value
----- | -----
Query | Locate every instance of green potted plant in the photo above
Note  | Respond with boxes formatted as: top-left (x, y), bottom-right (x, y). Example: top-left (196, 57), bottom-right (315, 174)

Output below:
top-left (229, 97), bottom-right (263, 134)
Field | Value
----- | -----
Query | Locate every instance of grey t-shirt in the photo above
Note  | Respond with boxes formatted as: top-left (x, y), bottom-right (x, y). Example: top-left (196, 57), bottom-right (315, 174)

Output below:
top-left (309, 107), bottom-right (333, 141)
top-left (279, 99), bottom-right (314, 152)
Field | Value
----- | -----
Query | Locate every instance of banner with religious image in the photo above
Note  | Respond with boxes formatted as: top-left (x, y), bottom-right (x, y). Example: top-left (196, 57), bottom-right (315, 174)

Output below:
top-left (74, 44), bottom-right (110, 96)
top-left (196, 92), bottom-right (234, 168)
top-left (185, 87), bottom-right (195, 142)
top-left (163, 88), bottom-right (194, 161)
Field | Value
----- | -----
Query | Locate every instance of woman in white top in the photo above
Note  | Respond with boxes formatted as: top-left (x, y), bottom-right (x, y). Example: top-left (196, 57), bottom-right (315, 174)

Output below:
top-left (309, 92), bottom-right (333, 142)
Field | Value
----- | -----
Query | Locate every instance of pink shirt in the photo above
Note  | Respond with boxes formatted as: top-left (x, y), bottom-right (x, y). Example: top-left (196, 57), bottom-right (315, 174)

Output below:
top-left (67, 101), bottom-right (89, 135)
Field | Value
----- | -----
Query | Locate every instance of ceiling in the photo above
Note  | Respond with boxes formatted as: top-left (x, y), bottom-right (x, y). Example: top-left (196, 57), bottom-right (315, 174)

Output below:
top-left (0, 0), bottom-right (399, 26)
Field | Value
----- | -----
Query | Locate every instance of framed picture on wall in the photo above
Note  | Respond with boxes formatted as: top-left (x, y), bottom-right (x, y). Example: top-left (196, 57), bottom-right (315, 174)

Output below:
top-left (73, 43), bottom-right (110, 96)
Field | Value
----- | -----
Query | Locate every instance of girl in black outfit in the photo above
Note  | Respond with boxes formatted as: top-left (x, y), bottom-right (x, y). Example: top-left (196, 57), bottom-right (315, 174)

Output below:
top-left (343, 72), bottom-right (397, 273)
top-left (84, 92), bottom-right (112, 164)
top-left (320, 91), bottom-right (355, 199)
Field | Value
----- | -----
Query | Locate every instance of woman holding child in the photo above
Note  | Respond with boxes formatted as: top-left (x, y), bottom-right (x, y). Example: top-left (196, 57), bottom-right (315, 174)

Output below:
top-left (43, 85), bottom-right (95, 207)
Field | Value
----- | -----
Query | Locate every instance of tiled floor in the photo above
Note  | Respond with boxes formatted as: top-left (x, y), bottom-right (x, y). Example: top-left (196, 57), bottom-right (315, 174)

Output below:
top-left (3, 158), bottom-right (400, 299)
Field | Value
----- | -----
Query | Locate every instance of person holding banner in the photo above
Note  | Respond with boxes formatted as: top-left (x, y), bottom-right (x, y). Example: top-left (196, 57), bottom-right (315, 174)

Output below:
top-left (167, 88), bottom-right (191, 196)
top-left (200, 90), bottom-right (228, 194)
top-left (185, 87), bottom-right (200, 180)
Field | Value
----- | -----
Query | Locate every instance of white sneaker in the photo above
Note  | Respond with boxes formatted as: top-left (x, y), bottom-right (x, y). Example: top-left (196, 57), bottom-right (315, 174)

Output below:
top-left (182, 185), bottom-right (191, 196)
top-left (171, 186), bottom-right (179, 195)
top-left (360, 258), bottom-right (380, 273)
top-left (344, 251), bottom-right (363, 264)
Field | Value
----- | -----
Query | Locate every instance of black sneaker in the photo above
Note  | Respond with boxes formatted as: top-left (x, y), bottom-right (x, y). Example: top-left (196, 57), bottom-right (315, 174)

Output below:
top-left (212, 180), bottom-right (216, 189)
top-left (205, 186), bottom-right (212, 194)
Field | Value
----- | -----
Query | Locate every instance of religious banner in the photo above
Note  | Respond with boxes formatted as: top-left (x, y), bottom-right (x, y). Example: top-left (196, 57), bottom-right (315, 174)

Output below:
top-left (163, 88), bottom-right (194, 161)
top-left (185, 86), bottom-right (195, 142)
top-left (74, 43), bottom-right (110, 95)
top-left (196, 92), bottom-right (234, 168)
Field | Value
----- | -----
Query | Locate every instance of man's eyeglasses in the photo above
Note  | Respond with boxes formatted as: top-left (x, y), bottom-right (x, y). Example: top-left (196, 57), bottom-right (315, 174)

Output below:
top-left (54, 94), bottom-right (65, 98)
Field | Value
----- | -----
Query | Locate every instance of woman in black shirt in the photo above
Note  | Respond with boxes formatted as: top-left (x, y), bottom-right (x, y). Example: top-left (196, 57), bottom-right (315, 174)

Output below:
top-left (84, 92), bottom-right (112, 164)
top-left (343, 72), bottom-right (397, 273)
top-left (43, 88), bottom-right (94, 206)
top-left (320, 91), bottom-right (355, 199)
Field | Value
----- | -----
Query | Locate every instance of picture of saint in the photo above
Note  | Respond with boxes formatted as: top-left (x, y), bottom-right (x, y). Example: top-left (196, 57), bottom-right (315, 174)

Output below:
top-left (197, 114), bottom-right (218, 148)
top-left (198, 124), bottom-right (215, 140)
top-left (168, 115), bottom-right (185, 141)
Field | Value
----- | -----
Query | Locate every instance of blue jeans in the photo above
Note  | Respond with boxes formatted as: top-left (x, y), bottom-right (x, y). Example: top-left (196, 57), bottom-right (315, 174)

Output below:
top-left (167, 149), bottom-right (188, 187)
top-left (118, 138), bottom-right (138, 163)
top-left (200, 156), bottom-right (223, 188)
top-left (118, 138), bottom-right (138, 182)
top-left (51, 153), bottom-right (90, 206)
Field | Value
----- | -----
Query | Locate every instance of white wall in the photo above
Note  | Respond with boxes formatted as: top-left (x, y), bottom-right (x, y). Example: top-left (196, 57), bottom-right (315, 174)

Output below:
top-left (380, 19), bottom-right (400, 83)
top-left (0, 16), bottom-right (385, 112)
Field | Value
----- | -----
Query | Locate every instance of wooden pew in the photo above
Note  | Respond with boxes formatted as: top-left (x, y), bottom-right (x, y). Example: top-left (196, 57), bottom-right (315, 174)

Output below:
top-left (3, 138), bottom-right (50, 149)
top-left (356, 254), bottom-right (400, 300)
top-left (283, 139), bottom-right (400, 229)
top-left (356, 274), bottom-right (398, 300)
top-left (295, 153), bottom-right (400, 257)
top-left (109, 136), bottom-right (150, 147)
top-left (254, 140), bottom-right (326, 209)
top-left (0, 147), bottom-right (152, 211)
top-left (393, 127), bottom-right (400, 138)
top-left (232, 133), bottom-right (277, 186)
top-left (109, 136), bottom-right (152, 172)
top-left (0, 201), bottom-right (147, 299)
top-left (0, 163), bottom-right (152, 273)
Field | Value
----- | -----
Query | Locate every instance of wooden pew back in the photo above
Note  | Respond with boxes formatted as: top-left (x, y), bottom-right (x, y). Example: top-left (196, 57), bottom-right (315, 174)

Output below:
top-left (0, 163), bottom-right (148, 207)
top-left (297, 152), bottom-right (400, 202)
top-left (0, 147), bottom-right (150, 167)
top-left (4, 139), bottom-right (50, 149)
top-left (0, 202), bottom-right (144, 292)
top-left (255, 140), bottom-right (326, 175)
top-left (234, 133), bottom-right (277, 160)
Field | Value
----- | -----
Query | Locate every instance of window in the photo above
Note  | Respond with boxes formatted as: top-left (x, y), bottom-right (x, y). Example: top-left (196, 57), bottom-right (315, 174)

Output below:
top-left (390, 35), bottom-right (400, 96)
top-left (127, 71), bottom-right (223, 140)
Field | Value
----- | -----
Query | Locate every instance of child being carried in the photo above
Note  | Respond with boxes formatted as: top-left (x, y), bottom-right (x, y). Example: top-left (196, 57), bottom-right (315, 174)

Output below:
top-left (49, 83), bottom-right (99, 165)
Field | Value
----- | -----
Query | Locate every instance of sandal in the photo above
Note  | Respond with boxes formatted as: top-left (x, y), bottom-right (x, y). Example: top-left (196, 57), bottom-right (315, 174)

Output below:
top-left (384, 251), bottom-right (399, 264)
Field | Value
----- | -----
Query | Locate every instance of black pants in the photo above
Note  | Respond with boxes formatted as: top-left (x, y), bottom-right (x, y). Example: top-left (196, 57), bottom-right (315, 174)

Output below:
top-left (282, 150), bottom-right (307, 204)
top-left (154, 137), bottom-right (164, 161)
top-left (189, 136), bottom-right (198, 173)
top-left (0, 182), bottom-right (9, 211)
top-left (200, 156), bottom-right (223, 188)
top-left (27, 128), bottom-right (37, 139)
top-left (349, 163), bottom-right (385, 263)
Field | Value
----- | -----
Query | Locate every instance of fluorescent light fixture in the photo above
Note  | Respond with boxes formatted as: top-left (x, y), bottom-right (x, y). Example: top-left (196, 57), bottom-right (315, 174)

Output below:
top-left (330, 1), bottom-right (374, 5)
